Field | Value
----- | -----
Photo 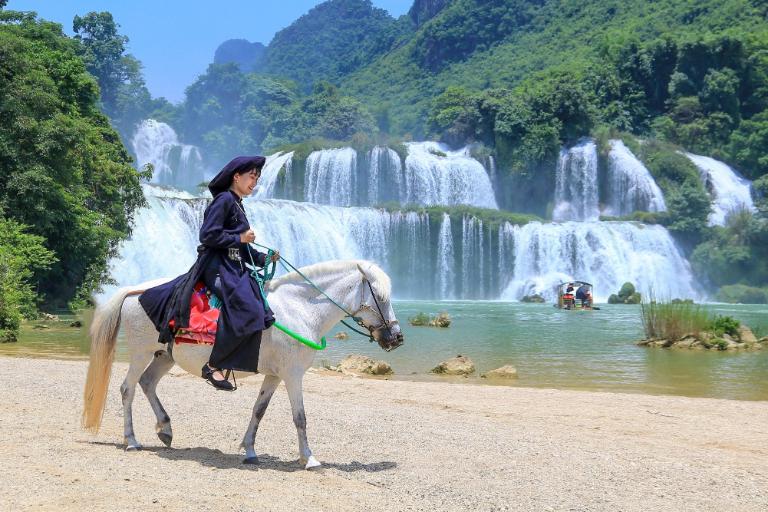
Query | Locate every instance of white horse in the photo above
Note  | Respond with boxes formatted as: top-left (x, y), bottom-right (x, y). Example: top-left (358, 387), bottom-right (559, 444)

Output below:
top-left (82, 260), bottom-right (403, 469)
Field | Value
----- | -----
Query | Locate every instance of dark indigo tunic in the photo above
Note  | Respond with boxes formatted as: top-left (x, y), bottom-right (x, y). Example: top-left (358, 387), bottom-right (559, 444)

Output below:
top-left (139, 190), bottom-right (274, 373)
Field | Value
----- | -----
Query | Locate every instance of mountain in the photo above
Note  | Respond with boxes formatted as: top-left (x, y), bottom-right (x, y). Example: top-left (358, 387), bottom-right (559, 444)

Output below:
top-left (255, 0), bottom-right (411, 92)
top-left (341, 0), bottom-right (768, 134)
top-left (408, 0), bottom-right (452, 27)
top-left (213, 39), bottom-right (266, 72)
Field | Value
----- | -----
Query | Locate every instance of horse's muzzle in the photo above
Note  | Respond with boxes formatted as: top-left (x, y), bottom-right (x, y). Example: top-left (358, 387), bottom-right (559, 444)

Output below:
top-left (379, 331), bottom-right (404, 352)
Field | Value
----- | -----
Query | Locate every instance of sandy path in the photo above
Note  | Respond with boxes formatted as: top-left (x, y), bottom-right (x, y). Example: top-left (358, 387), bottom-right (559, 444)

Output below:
top-left (0, 356), bottom-right (766, 511)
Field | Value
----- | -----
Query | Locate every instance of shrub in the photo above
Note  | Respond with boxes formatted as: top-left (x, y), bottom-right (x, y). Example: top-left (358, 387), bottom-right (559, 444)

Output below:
top-left (408, 312), bottom-right (430, 326)
top-left (709, 315), bottom-right (740, 337)
top-left (640, 298), bottom-right (710, 340)
top-left (618, 282), bottom-right (636, 299)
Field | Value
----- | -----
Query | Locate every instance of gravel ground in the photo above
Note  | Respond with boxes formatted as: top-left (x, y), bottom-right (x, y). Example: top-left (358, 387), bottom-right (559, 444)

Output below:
top-left (0, 356), bottom-right (766, 511)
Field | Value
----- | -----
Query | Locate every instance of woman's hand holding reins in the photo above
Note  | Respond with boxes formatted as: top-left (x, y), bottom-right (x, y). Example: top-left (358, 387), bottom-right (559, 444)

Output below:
top-left (240, 229), bottom-right (256, 243)
top-left (270, 250), bottom-right (280, 263)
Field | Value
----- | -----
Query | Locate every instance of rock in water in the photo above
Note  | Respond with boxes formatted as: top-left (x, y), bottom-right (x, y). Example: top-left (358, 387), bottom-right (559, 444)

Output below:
top-left (431, 355), bottom-right (475, 376)
top-left (738, 326), bottom-right (757, 344)
top-left (339, 354), bottom-right (393, 376)
top-left (484, 365), bottom-right (518, 379)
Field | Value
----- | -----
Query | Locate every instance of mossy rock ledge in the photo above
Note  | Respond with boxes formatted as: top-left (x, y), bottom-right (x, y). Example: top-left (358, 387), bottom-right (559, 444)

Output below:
top-left (638, 327), bottom-right (766, 351)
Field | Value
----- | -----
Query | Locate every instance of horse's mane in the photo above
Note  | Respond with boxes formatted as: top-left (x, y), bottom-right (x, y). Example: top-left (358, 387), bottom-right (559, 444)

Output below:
top-left (267, 260), bottom-right (391, 301)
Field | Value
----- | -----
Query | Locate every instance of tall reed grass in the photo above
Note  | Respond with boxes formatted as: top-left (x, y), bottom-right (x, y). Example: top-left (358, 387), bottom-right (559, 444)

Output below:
top-left (640, 297), bottom-right (711, 340)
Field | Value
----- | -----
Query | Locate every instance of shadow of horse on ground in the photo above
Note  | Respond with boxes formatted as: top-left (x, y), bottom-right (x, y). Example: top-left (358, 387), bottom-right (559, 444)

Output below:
top-left (84, 441), bottom-right (397, 473)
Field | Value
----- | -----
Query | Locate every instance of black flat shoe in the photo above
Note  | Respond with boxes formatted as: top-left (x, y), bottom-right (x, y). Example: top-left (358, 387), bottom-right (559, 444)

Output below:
top-left (201, 364), bottom-right (235, 391)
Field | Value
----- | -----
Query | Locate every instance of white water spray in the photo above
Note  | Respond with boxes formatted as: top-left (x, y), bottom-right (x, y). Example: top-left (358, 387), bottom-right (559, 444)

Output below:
top-left (553, 139), bottom-right (599, 221)
top-left (403, 142), bottom-right (498, 208)
top-left (304, 148), bottom-right (357, 206)
top-left (131, 119), bottom-right (205, 191)
top-left (684, 153), bottom-right (755, 226)
top-left (604, 140), bottom-right (666, 216)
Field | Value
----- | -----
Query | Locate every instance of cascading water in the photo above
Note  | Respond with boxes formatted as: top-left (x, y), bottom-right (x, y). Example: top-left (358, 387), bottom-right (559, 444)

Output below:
top-left (604, 140), bottom-right (666, 216)
top-left (108, 120), bottom-right (707, 303)
top-left (501, 221), bottom-right (696, 302)
top-left (255, 151), bottom-right (294, 199)
top-left (105, 186), bottom-right (698, 302)
top-left (131, 119), bottom-right (205, 191)
top-left (553, 139), bottom-right (600, 221)
top-left (403, 142), bottom-right (498, 209)
top-left (304, 148), bottom-right (357, 206)
top-left (436, 213), bottom-right (455, 299)
top-left (684, 153), bottom-right (756, 226)
top-left (368, 146), bottom-right (403, 205)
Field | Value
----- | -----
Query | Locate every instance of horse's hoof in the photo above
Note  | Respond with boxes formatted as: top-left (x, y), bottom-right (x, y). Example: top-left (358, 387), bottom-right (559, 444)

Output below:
top-left (157, 432), bottom-right (173, 447)
top-left (243, 456), bottom-right (259, 465)
top-left (125, 444), bottom-right (142, 452)
top-left (304, 456), bottom-right (322, 470)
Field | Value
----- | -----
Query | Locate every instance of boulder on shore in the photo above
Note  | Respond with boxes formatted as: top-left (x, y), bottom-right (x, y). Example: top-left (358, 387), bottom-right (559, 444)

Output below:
top-left (431, 355), bottom-right (475, 376)
top-left (483, 365), bottom-right (518, 379)
top-left (338, 354), bottom-right (393, 376)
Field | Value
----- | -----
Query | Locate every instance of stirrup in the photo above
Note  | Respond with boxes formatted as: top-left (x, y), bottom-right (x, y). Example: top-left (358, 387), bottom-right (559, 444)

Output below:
top-left (201, 364), bottom-right (235, 391)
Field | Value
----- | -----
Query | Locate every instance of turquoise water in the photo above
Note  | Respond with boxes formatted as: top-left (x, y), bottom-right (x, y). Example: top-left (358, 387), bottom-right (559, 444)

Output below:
top-left (324, 302), bottom-right (768, 401)
top-left (2, 303), bottom-right (767, 400)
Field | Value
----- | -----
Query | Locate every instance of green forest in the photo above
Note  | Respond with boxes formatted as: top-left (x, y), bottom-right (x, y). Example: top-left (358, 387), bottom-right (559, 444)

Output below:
top-left (1, 0), bottom-right (768, 341)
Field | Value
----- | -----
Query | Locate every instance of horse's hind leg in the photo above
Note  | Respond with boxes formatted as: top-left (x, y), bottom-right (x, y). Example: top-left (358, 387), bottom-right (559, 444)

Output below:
top-left (139, 350), bottom-right (175, 447)
top-left (122, 351), bottom-right (153, 450)
top-left (240, 374), bottom-right (281, 464)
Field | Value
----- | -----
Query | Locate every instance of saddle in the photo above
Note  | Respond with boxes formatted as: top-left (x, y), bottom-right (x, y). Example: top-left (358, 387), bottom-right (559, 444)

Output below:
top-left (171, 282), bottom-right (219, 345)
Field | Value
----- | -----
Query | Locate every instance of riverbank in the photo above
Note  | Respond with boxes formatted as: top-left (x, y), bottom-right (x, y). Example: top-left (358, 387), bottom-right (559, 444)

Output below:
top-left (1, 357), bottom-right (766, 511)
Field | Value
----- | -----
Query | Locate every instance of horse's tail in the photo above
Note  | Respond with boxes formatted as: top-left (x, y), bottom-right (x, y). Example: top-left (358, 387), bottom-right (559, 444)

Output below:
top-left (82, 286), bottom-right (144, 433)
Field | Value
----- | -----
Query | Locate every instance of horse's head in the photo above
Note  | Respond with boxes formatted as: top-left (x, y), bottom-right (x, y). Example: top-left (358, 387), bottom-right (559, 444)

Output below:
top-left (353, 263), bottom-right (404, 352)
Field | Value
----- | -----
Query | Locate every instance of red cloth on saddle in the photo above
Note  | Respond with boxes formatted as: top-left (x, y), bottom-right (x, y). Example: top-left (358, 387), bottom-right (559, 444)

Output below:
top-left (171, 282), bottom-right (219, 345)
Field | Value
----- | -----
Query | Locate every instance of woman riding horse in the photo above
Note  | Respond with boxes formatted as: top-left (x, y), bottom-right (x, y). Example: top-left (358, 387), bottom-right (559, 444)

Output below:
top-left (139, 156), bottom-right (280, 390)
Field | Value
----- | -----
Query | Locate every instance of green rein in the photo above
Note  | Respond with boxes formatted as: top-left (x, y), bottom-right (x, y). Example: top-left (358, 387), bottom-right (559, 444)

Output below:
top-left (244, 244), bottom-right (328, 351)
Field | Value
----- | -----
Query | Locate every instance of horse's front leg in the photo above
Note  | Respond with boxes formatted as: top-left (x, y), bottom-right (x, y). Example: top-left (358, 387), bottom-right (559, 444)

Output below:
top-left (240, 374), bottom-right (281, 464)
top-left (284, 373), bottom-right (321, 469)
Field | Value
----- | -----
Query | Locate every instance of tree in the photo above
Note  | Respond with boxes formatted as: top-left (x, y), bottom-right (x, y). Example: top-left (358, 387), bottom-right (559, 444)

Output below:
top-left (0, 13), bottom-right (145, 307)
top-left (0, 217), bottom-right (56, 341)
top-left (73, 12), bottom-right (153, 138)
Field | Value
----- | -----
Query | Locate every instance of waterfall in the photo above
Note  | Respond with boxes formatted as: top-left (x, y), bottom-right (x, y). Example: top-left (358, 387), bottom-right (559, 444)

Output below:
top-left (304, 148), bottom-right (357, 206)
top-left (368, 146), bottom-right (403, 205)
top-left (131, 119), bottom-right (205, 191)
top-left (604, 140), bottom-right (666, 216)
top-left (255, 151), bottom-right (294, 199)
top-left (501, 221), bottom-right (696, 302)
top-left (104, 187), bottom-right (697, 302)
top-left (403, 142), bottom-right (498, 209)
top-left (553, 139), bottom-right (599, 221)
top-left (436, 213), bottom-right (455, 299)
top-left (683, 153), bottom-right (756, 226)
top-left (460, 216), bottom-right (486, 298)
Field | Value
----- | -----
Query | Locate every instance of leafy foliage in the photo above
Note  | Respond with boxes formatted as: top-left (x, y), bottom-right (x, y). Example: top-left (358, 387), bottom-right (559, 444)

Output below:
top-left (0, 217), bottom-right (56, 341)
top-left (0, 12), bottom-right (145, 307)
top-left (72, 11), bottom-right (171, 140)
top-left (178, 66), bottom-right (376, 164)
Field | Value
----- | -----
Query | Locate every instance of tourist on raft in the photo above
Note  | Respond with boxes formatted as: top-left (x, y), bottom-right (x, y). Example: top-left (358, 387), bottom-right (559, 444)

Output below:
top-left (139, 156), bottom-right (280, 391)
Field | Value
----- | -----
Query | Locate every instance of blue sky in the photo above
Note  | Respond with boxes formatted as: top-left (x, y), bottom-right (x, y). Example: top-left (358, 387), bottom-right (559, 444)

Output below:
top-left (7, 1), bottom-right (413, 103)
